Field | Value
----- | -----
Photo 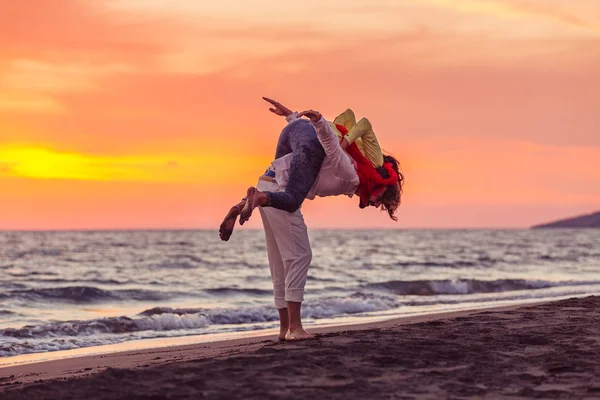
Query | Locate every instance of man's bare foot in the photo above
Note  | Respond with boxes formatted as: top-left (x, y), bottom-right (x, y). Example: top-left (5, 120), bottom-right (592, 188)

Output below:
top-left (278, 325), bottom-right (290, 341)
top-left (285, 328), bottom-right (314, 341)
top-left (239, 187), bottom-right (262, 225)
top-left (219, 205), bottom-right (241, 241)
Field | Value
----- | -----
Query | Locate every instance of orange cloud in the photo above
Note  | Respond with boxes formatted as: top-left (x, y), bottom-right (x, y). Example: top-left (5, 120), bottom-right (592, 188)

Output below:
top-left (415, 0), bottom-right (600, 33)
top-left (1, 59), bottom-right (138, 94)
top-left (0, 93), bottom-right (65, 114)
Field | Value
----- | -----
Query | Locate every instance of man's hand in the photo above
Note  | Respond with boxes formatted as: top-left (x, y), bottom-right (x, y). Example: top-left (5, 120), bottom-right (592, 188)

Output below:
top-left (263, 97), bottom-right (293, 117)
top-left (298, 110), bottom-right (322, 123)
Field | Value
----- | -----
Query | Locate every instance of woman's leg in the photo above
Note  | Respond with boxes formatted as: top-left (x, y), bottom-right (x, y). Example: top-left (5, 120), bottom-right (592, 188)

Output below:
top-left (273, 120), bottom-right (295, 159)
top-left (270, 128), bottom-right (324, 211)
top-left (240, 120), bottom-right (325, 223)
top-left (349, 117), bottom-right (384, 167)
top-left (333, 108), bottom-right (357, 132)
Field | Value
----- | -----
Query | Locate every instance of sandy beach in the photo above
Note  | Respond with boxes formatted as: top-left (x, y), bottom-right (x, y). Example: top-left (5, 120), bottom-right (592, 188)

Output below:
top-left (1, 296), bottom-right (599, 399)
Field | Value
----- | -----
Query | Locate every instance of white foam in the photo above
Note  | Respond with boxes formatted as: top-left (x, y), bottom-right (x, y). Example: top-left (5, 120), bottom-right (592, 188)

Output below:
top-left (135, 313), bottom-right (210, 331)
top-left (303, 294), bottom-right (398, 319)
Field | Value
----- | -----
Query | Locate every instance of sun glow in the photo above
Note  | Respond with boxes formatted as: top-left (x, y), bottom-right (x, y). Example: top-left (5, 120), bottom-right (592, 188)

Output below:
top-left (0, 146), bottom-right (269, 183)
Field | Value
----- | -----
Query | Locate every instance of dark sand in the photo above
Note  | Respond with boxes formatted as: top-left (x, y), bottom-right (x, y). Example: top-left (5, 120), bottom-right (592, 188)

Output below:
top-left (1, 296), bottom-right (599, 399)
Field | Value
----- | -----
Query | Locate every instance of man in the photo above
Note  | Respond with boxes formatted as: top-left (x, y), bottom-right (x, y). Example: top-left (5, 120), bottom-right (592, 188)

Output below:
top-left (219, 97), bottom-right (324, 341)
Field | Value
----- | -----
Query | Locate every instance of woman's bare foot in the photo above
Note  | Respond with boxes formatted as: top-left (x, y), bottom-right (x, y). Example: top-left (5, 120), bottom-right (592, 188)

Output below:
top-left (219, 211), bottom-right (237, 241)
top-left (285, 328), bottom-right (314, 341)
top-left (239, 187), bottom-right (266, 225)
top-left (219, 203), bottom-right (244, 241)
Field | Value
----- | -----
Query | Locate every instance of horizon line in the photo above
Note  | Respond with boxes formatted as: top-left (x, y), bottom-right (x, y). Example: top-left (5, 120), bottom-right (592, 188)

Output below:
top-left (0, 227), bottom-right (545, 232)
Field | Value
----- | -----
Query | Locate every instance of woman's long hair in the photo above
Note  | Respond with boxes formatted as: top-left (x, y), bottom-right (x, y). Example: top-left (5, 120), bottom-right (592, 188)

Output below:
top-left (375, 155), bottom-right (404, 221)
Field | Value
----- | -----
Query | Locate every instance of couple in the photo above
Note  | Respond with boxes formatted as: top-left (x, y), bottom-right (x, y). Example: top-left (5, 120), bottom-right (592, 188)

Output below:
top-left (219, 97), bottom-right (403, 340)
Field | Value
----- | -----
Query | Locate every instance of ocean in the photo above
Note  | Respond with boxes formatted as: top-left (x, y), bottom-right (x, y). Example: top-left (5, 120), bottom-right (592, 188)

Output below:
top-left (1, 229), bottom-right (599, 359)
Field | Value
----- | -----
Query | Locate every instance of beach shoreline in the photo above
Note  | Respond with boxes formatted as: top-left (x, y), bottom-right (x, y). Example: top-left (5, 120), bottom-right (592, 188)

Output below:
top-left (0, 302), bottom-right (547, 383)
top-left (0, 298), bottom-right (556, 373)
top-left (4, 296), bottom-right (599, 399)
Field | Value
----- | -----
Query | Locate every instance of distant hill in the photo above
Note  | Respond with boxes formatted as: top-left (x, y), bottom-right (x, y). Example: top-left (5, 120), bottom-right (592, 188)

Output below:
top-left (532, 211), bottom-right (600, 229)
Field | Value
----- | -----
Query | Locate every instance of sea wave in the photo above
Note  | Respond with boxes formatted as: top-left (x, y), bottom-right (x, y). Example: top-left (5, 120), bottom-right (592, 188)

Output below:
top-left (7, 286), bottom-right (174, 303)
top-left (391, 260), bottom-right (484, 268)
top-left (0, 336), bottom-right (128, 357)
top-left (303, 293), bottom-right (398, 318)
top-left (0, 293), bottom-right (401, 342)
top-left (22, 278), bottom-right (134, 286)
top-left (363, 279), bottom-right (600, 296)
top-left (13, 249), bottom-right (63, 258)
top-left (155, 241), bottom-right (194, 247)
top-left (1, 316), bottom-right (139, 339)
top-left (148, 261), bottom-right (199, 270)
top-left (3, 287), bottom-right (600, 357)
top-left (203, 288), bottom-right (272, 297)
top-left (398, 288), bottom-right (596, 308)
top-left (8, 271), bottom-right (58, 278)
top-left (3, 285), bottom-right (274, 304)
top-left (0, 310), bottom-right (254, 342)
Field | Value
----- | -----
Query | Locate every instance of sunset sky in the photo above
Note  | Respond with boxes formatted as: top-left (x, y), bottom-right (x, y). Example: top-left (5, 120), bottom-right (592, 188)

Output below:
top-left (1, 0), bottom-right (599, 230)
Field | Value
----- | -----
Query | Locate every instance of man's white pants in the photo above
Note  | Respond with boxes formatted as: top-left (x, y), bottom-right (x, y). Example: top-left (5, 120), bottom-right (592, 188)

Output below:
top-left (257, 177), bottom-right (312, 309)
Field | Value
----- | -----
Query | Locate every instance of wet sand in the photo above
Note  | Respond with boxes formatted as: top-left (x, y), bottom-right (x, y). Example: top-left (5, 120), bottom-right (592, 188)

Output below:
top-left (1, 296), bottom-right (599, 399)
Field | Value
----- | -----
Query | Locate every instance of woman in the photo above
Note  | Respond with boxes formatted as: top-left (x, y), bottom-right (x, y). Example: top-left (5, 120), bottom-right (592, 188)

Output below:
top-left (239, 108), bottom-right (403, 224)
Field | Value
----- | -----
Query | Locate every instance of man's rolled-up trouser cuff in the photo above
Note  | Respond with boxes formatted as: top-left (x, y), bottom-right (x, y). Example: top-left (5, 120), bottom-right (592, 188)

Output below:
top-left (274, 296), bottom-right (287, 309)
top-left (285, 288), bottom-right (304, 304)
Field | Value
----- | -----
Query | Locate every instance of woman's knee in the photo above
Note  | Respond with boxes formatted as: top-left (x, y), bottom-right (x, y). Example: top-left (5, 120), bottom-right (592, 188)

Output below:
top-left (267, 192), bottom-right (304, 213)
top-left (287, 198), bottom-right (304, 213)
top-left (289, 122), bottom-right (317, 149)
top-left (279, 198), bottom-right (302, 213)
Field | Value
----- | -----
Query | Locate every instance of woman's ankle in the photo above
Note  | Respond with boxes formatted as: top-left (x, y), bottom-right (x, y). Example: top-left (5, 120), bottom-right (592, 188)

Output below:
top-left (257, 191), bottom-right (269, 207)
top-left (228, 206), bottom-right (240, 216)
top-left (230, 200), bottom-right (246, 215)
